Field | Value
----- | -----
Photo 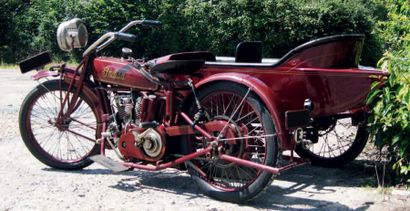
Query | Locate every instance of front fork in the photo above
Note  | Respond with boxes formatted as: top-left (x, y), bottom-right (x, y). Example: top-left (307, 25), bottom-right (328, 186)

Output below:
top-left (31, 63), bottom-right (85, 127)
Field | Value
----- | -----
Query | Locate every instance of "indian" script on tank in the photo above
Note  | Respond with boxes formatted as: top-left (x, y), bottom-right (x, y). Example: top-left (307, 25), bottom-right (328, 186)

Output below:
top-left (103, 66), bottom-right (126, 80)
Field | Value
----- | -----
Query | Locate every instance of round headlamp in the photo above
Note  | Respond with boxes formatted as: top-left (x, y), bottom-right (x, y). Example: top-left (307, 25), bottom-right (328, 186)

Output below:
top-left (57, 18), bottom-right (88, 52)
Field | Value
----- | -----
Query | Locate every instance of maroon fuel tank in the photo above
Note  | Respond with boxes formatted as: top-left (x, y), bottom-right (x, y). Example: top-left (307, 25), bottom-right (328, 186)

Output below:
top-left (92, 57), bottom-right (158, 91)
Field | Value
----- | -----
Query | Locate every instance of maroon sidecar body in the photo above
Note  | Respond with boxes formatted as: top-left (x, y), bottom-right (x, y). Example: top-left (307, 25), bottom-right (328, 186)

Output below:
top-left (151, 34), bottom-right (387, 149)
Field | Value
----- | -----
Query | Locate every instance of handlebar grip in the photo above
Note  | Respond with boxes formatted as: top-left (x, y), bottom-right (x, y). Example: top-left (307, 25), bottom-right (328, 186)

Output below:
top-left (141, 20), bottom-right (162, 26)
top-left (115, 32), bottom-right (137, 42)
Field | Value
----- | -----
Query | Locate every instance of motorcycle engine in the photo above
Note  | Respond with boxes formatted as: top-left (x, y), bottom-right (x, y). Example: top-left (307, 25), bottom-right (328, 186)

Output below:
top-left (108, 92), bottom-right (166, 162)
top-left (113, 92), bottom-right (142, 125)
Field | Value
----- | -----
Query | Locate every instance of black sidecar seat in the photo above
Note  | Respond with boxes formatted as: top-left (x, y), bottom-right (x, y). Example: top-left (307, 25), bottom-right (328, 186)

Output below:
top-left (235, 41), bottom-right (262, 63)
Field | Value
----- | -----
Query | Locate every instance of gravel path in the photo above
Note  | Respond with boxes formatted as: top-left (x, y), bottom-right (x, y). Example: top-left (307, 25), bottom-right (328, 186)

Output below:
top-left (0, 69), bottom-right (409, 211)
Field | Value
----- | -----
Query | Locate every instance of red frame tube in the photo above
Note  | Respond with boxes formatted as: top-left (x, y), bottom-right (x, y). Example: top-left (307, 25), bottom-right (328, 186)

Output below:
top-left (219, 154), bottom-right (280, 174)
top-left (56, 62), bottom-right (85, 122)
top-left (123, 146), bottom-right (212, 170)
top-left (179, 112), bottom-right (214, 140)
top-left (165, 90), bottom-right (173, 123)
top-left (219, 154), bottom-right (309, 174)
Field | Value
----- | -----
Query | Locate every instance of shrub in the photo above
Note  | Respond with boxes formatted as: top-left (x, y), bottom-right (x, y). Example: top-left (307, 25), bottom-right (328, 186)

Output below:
top-left (368, 0), bottom-right (410, 184)
top-left (5, 0), bottom-right (384, 65)
top-left (0, 0), bottom-right (28, 63)
top-left (9, 0), bottom-right (88, 62)
top-left (182, 0), bottom-right (383, 65)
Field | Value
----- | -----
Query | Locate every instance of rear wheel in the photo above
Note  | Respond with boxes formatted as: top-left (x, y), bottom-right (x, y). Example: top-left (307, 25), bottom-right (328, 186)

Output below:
top-left (19, 80), bottom-right (101, 170)
top-left (182, 82), bottom-right (278, 202)
top-left (295, 117), bottom-right (368, 167)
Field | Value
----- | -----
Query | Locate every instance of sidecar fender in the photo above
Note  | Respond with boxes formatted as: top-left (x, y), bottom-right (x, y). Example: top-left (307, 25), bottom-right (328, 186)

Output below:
top-left (195, 73), bottom-right (292, 149)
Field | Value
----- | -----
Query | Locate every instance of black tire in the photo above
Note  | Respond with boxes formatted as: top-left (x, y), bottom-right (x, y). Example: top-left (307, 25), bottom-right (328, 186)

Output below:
top-left (182, 82), bottom-right (278, 202)
top-left (295, 118), bottom-right (368, 167)
top-left (19, 80), bottom-right (101, 170)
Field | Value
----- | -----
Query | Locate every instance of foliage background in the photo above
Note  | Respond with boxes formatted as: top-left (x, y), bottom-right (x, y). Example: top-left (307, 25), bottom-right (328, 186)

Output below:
top-left (1, 0), bottom-right (385, 65)
top-left (367, 0), bottom-right (410, 185)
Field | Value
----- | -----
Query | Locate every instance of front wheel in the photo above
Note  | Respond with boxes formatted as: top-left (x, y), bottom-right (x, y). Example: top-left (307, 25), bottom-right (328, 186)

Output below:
top-left (182, 82), bottom-right (278, 202)
top-left (295, 117), bottom-right (368, 167)
top-left (19, 80), bottom-right (101, 170)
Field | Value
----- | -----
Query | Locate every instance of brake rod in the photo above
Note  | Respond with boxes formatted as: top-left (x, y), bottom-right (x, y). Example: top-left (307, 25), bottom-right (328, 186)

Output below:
top-left (218, 154), bottom-right (280, 174)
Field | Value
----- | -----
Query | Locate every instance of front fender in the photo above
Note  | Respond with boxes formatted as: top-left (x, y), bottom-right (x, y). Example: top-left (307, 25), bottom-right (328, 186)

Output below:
top-left (31, 70), bottom-right (59, 81)
top-left (196, 73), bottom-right (292, 149)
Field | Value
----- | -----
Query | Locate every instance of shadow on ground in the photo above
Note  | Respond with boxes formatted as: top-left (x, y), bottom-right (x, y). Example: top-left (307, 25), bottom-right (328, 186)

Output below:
top-left (43, 160), bottom-right (377, 210)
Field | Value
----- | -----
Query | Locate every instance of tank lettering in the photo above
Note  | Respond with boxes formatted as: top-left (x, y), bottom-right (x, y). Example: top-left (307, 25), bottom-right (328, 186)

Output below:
top-left (103, 66), bottom-right (125, 80)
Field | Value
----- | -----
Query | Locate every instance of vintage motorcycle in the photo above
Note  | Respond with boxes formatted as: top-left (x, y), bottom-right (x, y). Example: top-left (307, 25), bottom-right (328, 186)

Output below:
top-left (18, 18), bottom-right (386, 202)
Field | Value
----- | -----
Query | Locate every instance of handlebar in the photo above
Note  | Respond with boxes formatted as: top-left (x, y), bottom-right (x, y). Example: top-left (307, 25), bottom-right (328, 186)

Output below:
top-left (116, 32), bottom-right (137, 42)
top-left (141, 20), bottom-right (162, 26)
top-left (82, 19), bottom-right (161, 57)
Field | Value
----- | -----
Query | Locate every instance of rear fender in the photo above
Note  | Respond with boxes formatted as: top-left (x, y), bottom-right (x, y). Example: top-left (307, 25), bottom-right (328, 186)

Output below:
top-left (195, 73), bottom-right (292, 149)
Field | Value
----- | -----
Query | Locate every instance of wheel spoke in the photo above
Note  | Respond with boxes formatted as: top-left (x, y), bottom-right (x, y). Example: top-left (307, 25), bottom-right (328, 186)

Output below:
top-left (187, 87), bottom-right (275, 192)
top-left (28, 87), bottom-right (97, 164)
top-left (304, 118), bottom-right (360, 159)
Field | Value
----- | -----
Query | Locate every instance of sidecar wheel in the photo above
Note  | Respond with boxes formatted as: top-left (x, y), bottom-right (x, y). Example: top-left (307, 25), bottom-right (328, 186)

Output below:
top-left (295, 118), bottom-right (368, 167)
top-left (19, 80), bottom-right (101, 170)
top-left (182, 82), bottom-right (278, 202)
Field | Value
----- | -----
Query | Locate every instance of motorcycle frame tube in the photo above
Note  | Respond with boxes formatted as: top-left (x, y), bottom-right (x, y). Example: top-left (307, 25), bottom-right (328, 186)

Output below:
top-left (61, 68), bottom-right (105, 120)
top-left (121, 146), bottom-right (308, 174)
top-left (123, 146), bottom-right (212, 170)
top-left (165, 90), bottom-right (173, 124)
top-left (179, 112), bottom-right (214, 141)
top-left (56, 60), bottom-right (87, 123)
top-left (219, 154), bottom-right (308, 174)
top-left (219, 154), bottom-right (280, 174)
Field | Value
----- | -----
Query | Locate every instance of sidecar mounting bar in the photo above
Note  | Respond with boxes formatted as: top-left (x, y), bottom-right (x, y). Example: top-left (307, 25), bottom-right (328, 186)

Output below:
top-left (122, 146), bottom-right (212, 171)
top-left (219, 154), bottom-right (309, 174)
top-left (219, 154), bottom-right (279, 174)
top-left (122, 151), bottom-right (307, 174)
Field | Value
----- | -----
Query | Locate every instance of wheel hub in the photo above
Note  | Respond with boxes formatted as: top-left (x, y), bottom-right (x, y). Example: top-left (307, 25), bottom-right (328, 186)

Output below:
top-left (203, 116), bottom-right (246, 168)
top-left (51, 117), bottom-right (72, 131)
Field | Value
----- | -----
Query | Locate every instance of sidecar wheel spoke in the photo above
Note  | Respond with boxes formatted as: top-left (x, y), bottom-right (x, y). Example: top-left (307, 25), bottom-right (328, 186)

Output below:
top-left (295, 117), bottom-right (369, 167)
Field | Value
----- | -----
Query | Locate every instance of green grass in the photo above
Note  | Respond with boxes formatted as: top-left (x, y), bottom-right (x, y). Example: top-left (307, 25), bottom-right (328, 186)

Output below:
top-left (0, 62), bottom-right (80, 71)
top-left (0, 63), bottom-right (17, 69)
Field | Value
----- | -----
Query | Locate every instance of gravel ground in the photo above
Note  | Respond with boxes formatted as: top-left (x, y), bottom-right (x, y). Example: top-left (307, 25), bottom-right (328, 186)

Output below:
top-left (0, 69), bottom-right (409, 211)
